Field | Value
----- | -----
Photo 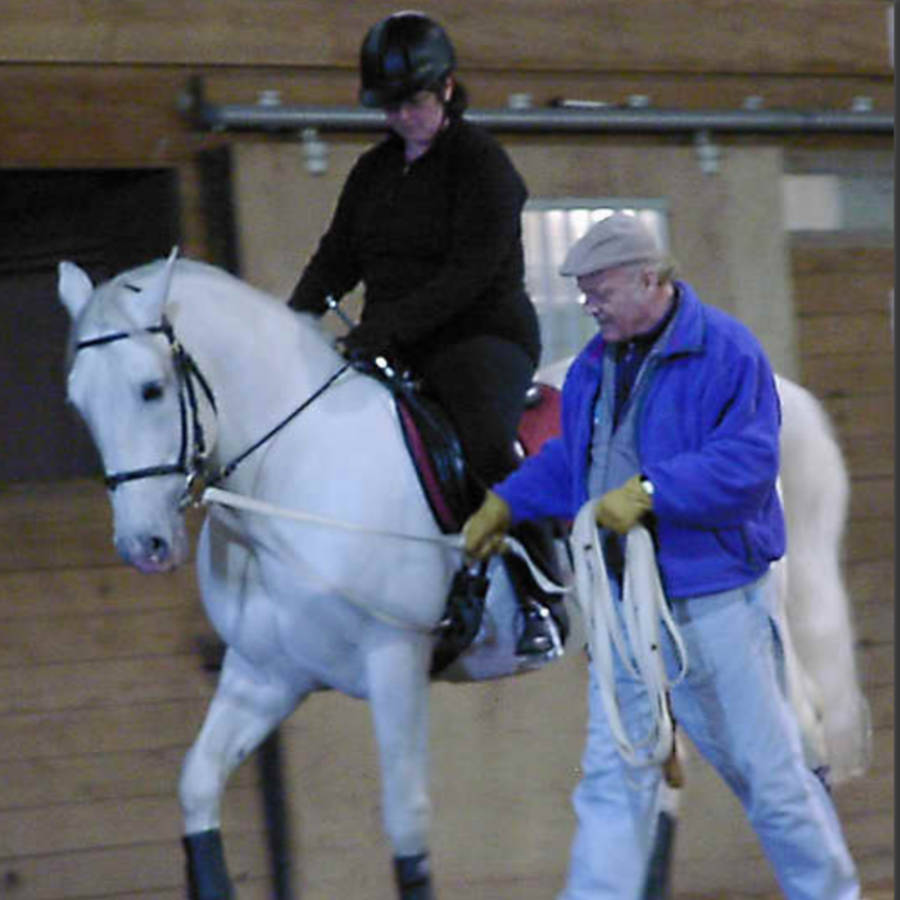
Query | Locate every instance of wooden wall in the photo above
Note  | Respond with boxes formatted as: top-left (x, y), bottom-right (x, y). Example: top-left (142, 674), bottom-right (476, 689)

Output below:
top-left (0, 0), bottom-right (893, 257)
top-left (792, 239), bottom-right (895, 890)
top-left (0, 484), bottom-right (274, 897)
top-left (0, 1), bottom-right (893, 898)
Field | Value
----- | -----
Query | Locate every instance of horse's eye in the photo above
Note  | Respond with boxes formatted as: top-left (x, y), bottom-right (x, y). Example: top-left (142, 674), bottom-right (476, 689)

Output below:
top-left (141, 381), bottom-right (164, 402)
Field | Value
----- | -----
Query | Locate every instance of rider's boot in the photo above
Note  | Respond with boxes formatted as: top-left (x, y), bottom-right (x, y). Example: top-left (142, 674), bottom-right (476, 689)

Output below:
top-left (503, 519), bottom-right (568, 658)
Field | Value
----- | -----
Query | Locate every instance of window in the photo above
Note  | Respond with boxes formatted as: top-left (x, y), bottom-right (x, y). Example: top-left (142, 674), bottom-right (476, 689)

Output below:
top-left (522, 200), bottom-right (669, 366)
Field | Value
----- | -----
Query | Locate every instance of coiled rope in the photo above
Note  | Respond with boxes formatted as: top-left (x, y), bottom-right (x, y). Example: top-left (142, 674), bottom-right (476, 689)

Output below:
top-left (570, 501), bottom-right (688, 768)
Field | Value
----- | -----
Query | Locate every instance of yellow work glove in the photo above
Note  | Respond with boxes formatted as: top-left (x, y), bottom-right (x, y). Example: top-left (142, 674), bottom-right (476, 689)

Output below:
top-left (462, 490), bottom-right (512, 560)
top-left (594, 474), bottom-right (653, 535)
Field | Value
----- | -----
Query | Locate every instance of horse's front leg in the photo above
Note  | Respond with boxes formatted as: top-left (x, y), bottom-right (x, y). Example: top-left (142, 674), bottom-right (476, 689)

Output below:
top-left (180, 648), bottom-right (314, 900)
top-left (366, 626), bottom-right (435, 900)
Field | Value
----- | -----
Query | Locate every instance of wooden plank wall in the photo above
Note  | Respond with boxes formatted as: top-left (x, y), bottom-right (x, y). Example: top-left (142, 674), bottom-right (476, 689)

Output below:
top-left (0, 484), bottom-right (274, 898)
top-left (0, 1), bottom-right (893, 897)
top-left (791, 240), bottom-right (895, 894)
top-left (0, 1), bottom-right (893, 256)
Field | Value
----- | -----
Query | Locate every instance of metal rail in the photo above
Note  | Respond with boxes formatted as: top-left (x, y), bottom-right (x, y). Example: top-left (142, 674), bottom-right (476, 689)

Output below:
top-left (181, 76), bottom-right (893, 135)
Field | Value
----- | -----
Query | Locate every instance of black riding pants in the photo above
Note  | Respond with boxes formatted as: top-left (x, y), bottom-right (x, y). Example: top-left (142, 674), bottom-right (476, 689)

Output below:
top-left (415, 335), bottom-right (536, 491)
top-left (419, 337), bottom-right (565, 623)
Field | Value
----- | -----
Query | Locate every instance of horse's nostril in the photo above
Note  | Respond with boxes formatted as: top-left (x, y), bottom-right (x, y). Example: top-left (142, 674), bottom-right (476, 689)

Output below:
top-left (147, 536), bottom-right (169, 561)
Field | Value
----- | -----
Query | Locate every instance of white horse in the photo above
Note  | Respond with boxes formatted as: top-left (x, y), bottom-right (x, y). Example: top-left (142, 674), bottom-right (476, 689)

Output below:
top-left (58, 252), bottom-right (870, 899)
top-left (58, 251), bottom-right (566, 900)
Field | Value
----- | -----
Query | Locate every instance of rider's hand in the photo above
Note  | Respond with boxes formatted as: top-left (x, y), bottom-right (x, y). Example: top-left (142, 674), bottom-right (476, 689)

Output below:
top-left (594, 475), bottom-right (653, 535)
top-left (338, 319), bottom-right (396, 364)
top-left (463, 491), bottom-right (512, 559)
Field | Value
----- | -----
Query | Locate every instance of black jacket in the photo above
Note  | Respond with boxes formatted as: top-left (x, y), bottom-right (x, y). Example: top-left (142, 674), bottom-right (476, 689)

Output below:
top-left (288, 117), bottom-right (541, 368)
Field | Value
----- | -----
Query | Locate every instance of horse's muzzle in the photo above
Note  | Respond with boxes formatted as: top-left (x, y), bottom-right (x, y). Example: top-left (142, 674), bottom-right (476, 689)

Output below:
top-left (115, 532), bottom-right (184, 573)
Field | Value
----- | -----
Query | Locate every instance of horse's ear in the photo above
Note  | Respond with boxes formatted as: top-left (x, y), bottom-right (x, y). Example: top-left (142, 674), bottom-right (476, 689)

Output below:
top-left (58, 261), bottom-right (94, 319)
top-left (135, 246), bottom-right (180, 323)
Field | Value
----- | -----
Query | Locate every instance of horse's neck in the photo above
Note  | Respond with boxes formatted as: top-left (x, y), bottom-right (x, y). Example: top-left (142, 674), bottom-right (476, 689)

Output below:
top-left (169, 271), bottom-right (348, 470)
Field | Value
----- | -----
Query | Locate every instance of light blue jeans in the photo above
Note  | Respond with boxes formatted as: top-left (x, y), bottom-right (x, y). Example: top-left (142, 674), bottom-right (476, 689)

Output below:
top-left (559, 574), bottom-right (859, 900)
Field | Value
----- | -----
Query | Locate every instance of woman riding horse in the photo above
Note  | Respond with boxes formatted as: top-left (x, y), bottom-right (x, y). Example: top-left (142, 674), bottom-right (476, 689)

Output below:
top-left (287, 11), bottom-right (563, 656)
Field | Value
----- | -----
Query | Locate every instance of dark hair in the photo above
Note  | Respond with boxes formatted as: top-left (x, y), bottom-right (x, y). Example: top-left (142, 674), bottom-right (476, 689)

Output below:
top-left (444, 79), bottom-right (468, 119)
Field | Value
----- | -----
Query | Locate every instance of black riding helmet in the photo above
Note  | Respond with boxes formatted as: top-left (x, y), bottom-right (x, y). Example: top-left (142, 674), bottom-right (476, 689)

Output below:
top-left (359, 11), bottom-right (456, 109)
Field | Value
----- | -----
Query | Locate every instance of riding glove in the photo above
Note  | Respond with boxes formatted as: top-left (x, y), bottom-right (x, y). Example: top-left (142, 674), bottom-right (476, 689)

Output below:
top-left (594, 475), bottom-right (653, 534)
top-left (339, 319), bottom-right (397, 364)
top-left (463, 490), bottom-right (511, 559)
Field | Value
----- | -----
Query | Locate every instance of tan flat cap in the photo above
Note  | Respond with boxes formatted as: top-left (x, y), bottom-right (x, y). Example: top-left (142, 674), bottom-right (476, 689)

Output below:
top-left (559, 212), bottom-right (663, 277)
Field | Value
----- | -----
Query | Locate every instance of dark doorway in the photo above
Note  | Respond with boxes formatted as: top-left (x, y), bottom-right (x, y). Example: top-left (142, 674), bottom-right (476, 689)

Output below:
top-left (0, 168), bottom-right (180, 482)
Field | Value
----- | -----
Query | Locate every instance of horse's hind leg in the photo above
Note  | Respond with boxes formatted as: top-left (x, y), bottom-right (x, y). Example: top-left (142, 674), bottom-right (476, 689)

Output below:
top-left (180, 649), bottom-right (313, 900)
top-left (366, 628), bottom-right (435, 899)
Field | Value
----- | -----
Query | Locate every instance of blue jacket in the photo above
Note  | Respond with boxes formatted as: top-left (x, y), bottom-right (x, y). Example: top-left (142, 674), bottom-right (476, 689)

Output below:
top-left (497, 281), bottom-right (786, 599)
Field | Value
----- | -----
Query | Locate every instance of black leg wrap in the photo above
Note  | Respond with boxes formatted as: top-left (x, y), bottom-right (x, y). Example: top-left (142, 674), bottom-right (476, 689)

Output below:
top-left (393, 852), bottom-right (434, 900)
top-left (641, 810), bottom-right (676, 900)
top-left (183, 830), bottom-right (233, 900)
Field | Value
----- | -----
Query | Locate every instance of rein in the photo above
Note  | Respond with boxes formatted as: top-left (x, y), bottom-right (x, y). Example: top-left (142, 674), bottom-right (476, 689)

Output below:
top-left (197, 361), bottom-right (352, 495)
top-left (75, 315), bottom-right (352, 502)
top-left (75, 307), bottom-right (570, 623)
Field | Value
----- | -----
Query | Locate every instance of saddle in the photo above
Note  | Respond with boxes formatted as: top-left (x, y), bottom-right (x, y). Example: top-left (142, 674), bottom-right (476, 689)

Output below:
top-left (395, 379), bottom-right (562, 534)
top-left (395, 390), bottom-right (479, 534)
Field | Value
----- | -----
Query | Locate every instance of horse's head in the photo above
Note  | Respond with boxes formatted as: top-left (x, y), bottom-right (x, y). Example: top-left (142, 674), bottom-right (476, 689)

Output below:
top-left (58, 249), bottom-right (195, 573)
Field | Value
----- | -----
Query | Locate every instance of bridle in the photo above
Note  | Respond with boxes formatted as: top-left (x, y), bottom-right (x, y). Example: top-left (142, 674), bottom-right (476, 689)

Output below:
top-left (74, 317), bottom-right (217, 496)
top-left (74, 315), bottom-right (351, 506)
